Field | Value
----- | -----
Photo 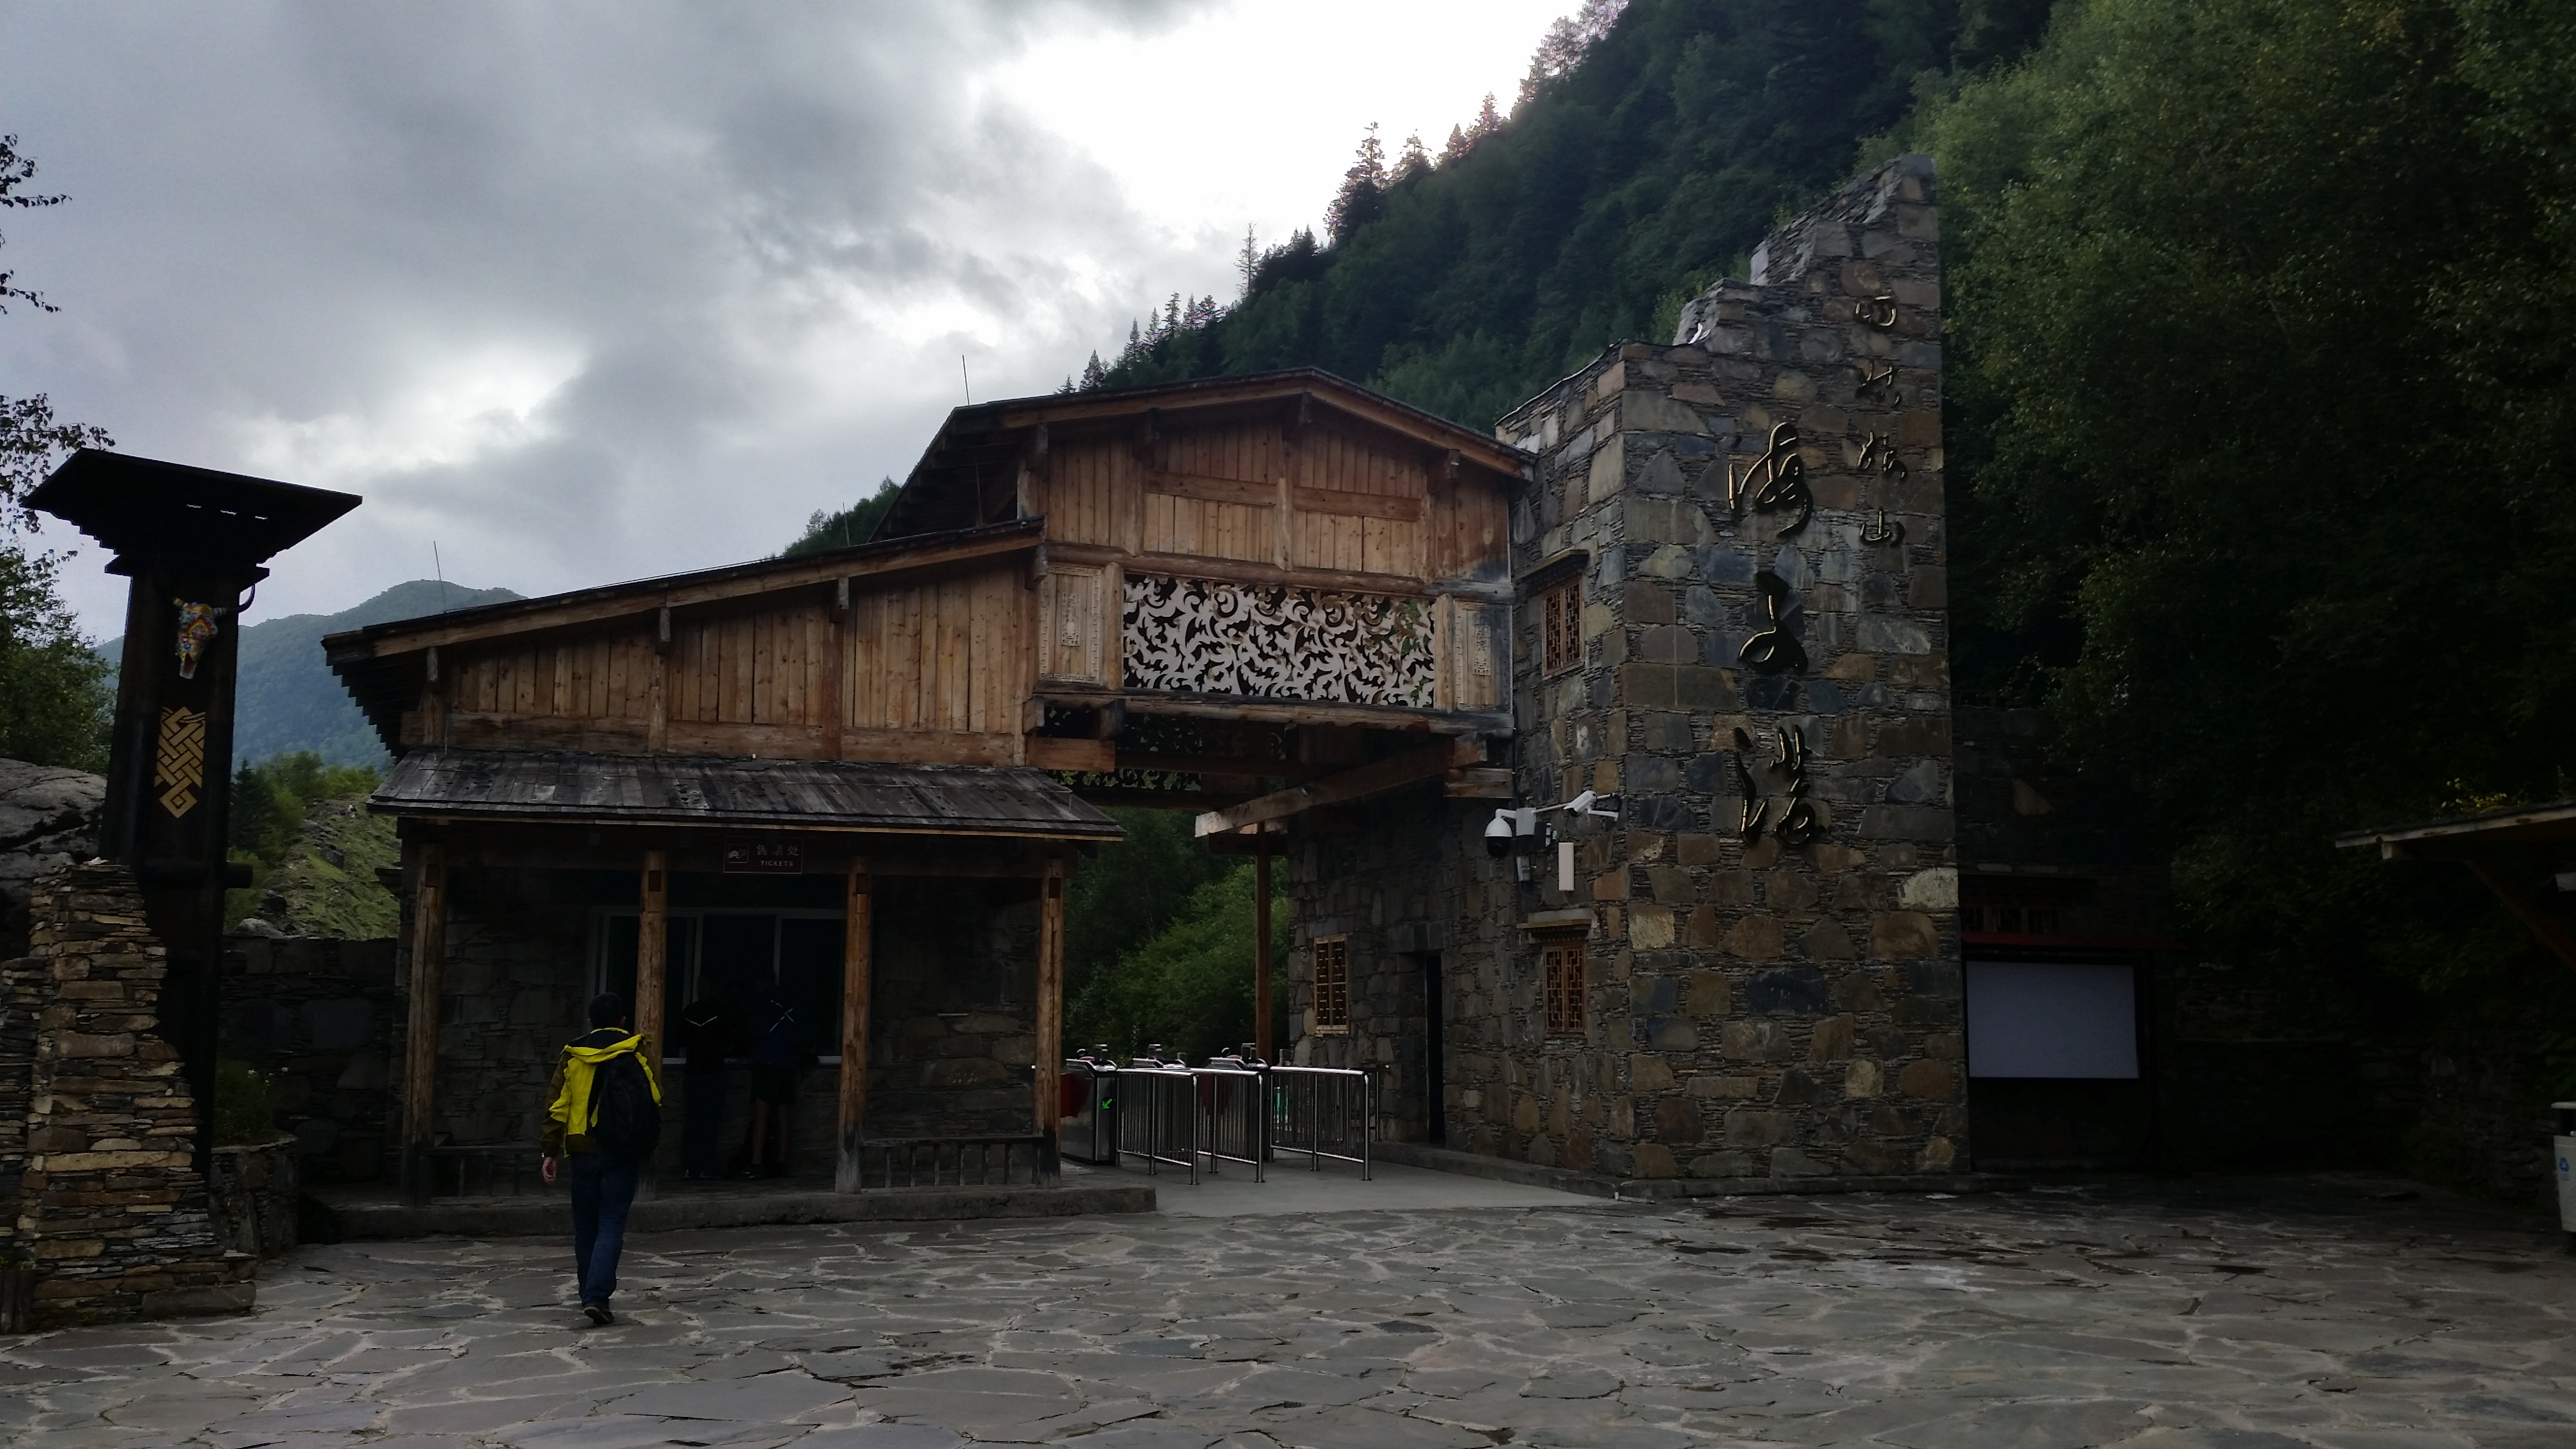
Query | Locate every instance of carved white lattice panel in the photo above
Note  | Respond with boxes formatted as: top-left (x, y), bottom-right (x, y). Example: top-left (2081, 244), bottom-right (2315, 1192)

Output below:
top-left (1122, 573), bottom-right (1436, 707)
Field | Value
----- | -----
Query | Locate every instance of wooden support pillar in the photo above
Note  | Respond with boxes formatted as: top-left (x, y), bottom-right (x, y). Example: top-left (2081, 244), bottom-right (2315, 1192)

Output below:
top-left (1035, 861), bottom-right (1065, 1181)
top-left (1254, 830), bottom-right (1272, 1062)
top-left (636, 851), bottom-right (669, 1050)
top-left (836, 858), bottom-right (874, 1193)
top-left (401, 841), bottom-right (446, 1207)
top-left (634, 849), bottom-right (668, 1197)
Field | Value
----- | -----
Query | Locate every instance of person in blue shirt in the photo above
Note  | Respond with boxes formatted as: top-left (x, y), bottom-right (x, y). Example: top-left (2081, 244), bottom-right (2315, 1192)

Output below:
top-left (736, 989), bottom-right (798, 1179)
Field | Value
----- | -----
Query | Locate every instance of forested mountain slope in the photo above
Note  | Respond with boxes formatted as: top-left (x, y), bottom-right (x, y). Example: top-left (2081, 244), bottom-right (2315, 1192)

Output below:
top-left (1094, 0), bottom-right (2050, 425)
top-left (104, 579), bottom-right (521, 768)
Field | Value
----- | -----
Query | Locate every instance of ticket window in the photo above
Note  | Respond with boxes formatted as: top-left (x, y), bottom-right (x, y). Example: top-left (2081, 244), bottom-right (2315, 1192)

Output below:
top-left (1965, 959), bottom-right (2140, 1079)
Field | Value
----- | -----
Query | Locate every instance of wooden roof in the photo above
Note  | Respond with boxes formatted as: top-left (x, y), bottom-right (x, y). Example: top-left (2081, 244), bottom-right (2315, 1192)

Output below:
top-left (372, 748), bottom-right (1121, 839)
top-left (878, 368), bottom-right (1530, 540)
top-left (31, 448), bottom-right (360, 571)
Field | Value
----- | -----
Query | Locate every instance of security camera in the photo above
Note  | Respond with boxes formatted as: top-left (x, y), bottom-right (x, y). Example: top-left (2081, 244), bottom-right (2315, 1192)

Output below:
top-left (1485, 810), bottom-right (1515, 858)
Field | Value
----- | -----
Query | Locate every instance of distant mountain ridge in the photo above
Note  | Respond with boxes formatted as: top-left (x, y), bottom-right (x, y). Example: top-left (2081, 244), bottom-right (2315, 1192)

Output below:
top-left (103, 579), bottom-right (522, 768)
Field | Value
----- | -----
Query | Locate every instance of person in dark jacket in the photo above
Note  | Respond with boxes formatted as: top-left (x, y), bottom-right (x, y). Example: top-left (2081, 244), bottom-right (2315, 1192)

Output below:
top-left (676, 991), bottom-right (732, 1180)
top-left (540, 992), bottom-right (662, 1325)
top-left (737, 989), bottom-right (798, 1179)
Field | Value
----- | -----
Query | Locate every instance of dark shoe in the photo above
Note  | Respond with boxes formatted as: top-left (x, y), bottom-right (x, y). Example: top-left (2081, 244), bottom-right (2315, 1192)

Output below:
top-left (583, 1303), bottom-right (611, 1325)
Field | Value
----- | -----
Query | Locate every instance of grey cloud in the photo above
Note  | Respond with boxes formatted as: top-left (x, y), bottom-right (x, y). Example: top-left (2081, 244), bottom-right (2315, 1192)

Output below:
top-left (0, 0), bottom-right (1233, 629)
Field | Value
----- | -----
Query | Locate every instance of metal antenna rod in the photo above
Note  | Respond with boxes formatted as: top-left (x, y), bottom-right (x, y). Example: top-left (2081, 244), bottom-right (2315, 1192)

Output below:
top-left (961, 354), bottom-right (971, 402)
top-left (433, 542), bottom-right (451, 612)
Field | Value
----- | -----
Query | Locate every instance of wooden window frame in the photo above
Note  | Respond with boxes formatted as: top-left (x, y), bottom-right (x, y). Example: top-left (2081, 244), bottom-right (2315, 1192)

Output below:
top-left (1312, 935), bottom-right (1352, 1035)
top-left (1541, 933), bottom-right (1585, 1039)
top-left (1539, 579), bottom-right (1580, 676)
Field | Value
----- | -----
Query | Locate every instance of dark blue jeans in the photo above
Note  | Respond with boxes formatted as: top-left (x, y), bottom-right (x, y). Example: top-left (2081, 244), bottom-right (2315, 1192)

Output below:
top-left (567, 1152), bottom-right (642, 1308)
top-left (681, 1071), bottom-right (726, 1178)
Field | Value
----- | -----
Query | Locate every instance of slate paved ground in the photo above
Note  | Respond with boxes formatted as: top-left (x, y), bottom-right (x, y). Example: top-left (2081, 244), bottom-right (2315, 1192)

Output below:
top-left (4, 1175), bottom-right (2572, 1449)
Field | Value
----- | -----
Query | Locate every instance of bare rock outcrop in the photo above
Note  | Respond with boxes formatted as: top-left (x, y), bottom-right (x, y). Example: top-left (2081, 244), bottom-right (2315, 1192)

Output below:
top-left (0, 758), bottom-right (106, 961)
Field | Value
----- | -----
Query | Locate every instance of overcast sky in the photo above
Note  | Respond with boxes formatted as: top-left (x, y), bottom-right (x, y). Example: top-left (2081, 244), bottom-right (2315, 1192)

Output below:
top-left (0, 0), bottom-right (1569, 636)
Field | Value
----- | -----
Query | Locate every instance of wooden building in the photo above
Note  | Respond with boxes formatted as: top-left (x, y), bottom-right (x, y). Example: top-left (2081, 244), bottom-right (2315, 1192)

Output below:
top-left (324, 370), bottom-right (1527, 1196)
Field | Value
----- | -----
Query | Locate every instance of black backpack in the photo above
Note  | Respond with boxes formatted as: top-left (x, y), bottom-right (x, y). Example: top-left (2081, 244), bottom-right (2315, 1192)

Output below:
top-left (588, 1051), bottom-right (662, 1159)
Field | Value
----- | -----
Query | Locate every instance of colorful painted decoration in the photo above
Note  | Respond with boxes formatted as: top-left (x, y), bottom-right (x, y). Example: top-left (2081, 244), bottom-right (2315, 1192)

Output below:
top-left (173, 599), bottom-right (220, 680)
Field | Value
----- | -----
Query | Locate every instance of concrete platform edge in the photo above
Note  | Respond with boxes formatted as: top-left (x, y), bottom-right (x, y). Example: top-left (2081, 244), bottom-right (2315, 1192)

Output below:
top-left (1371, 1142), bottom-right (1619, 1198)
top-left (312, 1183), bottom-right (1157, 1240)
top-left (1373, 1143), bottom-right (2017, 1202)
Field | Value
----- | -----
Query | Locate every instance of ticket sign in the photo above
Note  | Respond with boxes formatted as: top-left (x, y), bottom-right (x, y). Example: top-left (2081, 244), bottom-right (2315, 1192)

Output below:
top-left (722, 842), bottom-right (804, 875)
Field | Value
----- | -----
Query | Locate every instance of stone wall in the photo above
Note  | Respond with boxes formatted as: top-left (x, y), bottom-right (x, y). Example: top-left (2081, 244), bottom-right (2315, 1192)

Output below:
top-left (1291, 154), bottom-right (1964, 1184)
top-left (0, 862), bottom-right (253, 1328)
top-left (208, 1136), bottom-right (300, 1258)
top-left (394, 863), bottom-right (596, 1161)
top-left (220, 931), bottom-right (399, 1182)
top-left (390, 865), bottom-right (1043, 1183)
top-left (1284, 788), bottom-right (1485, 1145)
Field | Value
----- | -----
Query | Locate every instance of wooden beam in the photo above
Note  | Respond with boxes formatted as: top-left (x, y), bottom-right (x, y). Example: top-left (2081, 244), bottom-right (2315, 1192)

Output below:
top-left (1195, 737), bottom-right (1481, 837)
top-left (1026, 736), bottom-right (1114, 772)
top-left (400, 842), bottom-right (446, 1207)
top-left (1445, 767), bottom-right (1513, 798)
top-left (1035, 862), bottom-right (1065, 1180)
top-left (835, 859), bottom-right (874, 1193)
top-left (1255, 830), bottom-right (1272, 1062)
top-left (1037, 686), bottom-right (1503, 738)
top-left (1108, 751), bottom-right (1324, 782)
top-left (2463, 859), bottom-right (2576, 976)
top-left (1042, 539), bottom-right (1513, 604)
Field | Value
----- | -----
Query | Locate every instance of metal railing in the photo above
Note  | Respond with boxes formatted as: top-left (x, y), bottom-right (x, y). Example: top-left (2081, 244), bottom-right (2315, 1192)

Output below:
top-left (1115, 1064), bottom-right (1201, 1182)
top-left (848, 1134), bottom-right (1051, 1190)
top-left (1197, 1063), bottom-right (1267, 1182)
top-left (1269, 1065), bottom-right (1372, 1178)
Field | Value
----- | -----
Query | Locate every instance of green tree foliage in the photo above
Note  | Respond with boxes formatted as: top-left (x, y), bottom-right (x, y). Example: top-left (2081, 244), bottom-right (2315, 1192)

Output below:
top-left (0, 541), bottom-right (110, 769)
top-left (1066, 858), bottom-right (1291, 1065)
top-left (1928, 0), bottom-right (2576, 990)
top-left (1062, 807), bottom-right (1233, 1002)
top-left (0, 136), bottom-right (113, 770)
top-left (783, 476), bottom-right (901, 555)
top-left (225, 750), bottom-right (383, 927)
top-left (1097, 0), bottom-right (2053, 425)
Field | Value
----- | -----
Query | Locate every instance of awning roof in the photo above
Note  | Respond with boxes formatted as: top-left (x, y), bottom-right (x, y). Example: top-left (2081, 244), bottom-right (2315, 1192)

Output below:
top-left (372, 749), bottom-right (1121, 841)
top-left (2334, 798), bottom-right (2576, 857)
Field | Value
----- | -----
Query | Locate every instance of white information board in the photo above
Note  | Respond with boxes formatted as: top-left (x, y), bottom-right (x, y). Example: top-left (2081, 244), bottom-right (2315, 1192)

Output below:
top-left (1965, 959), bottom-right (2139, 1079)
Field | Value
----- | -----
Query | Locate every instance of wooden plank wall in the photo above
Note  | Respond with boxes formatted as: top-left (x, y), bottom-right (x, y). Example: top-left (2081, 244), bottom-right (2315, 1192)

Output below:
top-left (844, 569), bottom-right (1027, 736)
top-left (1033, 418), bottom-right (1506, 586)
top-left (426, 562), bottom-right (1030, 764)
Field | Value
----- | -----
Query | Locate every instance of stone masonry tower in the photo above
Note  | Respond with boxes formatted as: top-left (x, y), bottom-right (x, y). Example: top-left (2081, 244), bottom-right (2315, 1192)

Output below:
top-left (1286, 154), bottom-right (1964, 1185)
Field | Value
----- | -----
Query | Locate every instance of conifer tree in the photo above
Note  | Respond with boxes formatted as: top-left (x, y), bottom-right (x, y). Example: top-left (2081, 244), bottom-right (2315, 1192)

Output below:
top-left (1394, 132), bottom-right (1433, 186)
top-left (1323, 123), bottom-right (1388, 243)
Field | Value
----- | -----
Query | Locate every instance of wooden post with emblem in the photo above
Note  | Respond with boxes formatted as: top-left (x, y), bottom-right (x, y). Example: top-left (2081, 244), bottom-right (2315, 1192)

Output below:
top-left (28, 451), bottom-right (358, 1175)
top-left (1035, 858), bottom-right (1065, 1182)
top-left (836, 857), bottom-right (873, 1192)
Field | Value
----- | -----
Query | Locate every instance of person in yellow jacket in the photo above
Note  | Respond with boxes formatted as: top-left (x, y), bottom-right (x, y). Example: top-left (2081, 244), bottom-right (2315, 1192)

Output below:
top-left (539, 992), bottom-right (662, 1325)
